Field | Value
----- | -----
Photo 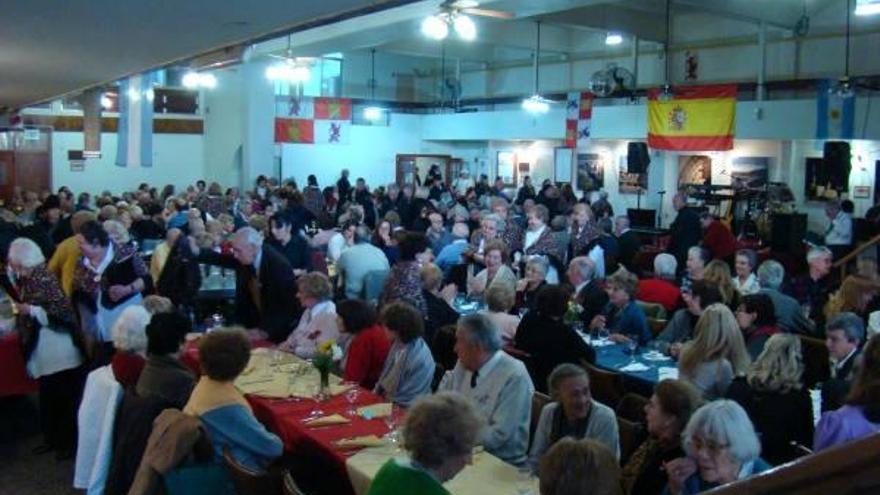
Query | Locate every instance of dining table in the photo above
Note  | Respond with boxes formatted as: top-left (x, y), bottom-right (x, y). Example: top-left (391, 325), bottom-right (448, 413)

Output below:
top-left (585, 334), bottom-right (678, 396)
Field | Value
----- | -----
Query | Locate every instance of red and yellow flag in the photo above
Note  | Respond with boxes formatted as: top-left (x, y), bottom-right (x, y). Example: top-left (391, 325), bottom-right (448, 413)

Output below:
top-left (647, 84), bottom-right (737, 151)
top-left (274, 118), bottom-right (314, 144)
top-left (314, 97), bottom-right (352, 120)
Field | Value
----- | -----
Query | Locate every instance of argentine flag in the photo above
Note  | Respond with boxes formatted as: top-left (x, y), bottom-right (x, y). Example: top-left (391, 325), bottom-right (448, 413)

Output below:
top-left (116, 73), bottom-right (154, 167)
top-left (816, 79), bottom-right (855, 140)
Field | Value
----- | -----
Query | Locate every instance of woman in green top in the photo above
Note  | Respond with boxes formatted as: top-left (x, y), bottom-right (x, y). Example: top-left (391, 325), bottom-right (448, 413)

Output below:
top-left (367, 392), bottom-right (483, 495)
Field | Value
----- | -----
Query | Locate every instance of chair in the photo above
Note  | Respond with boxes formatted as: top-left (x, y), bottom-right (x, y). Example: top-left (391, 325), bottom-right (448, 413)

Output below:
top-left (799, 335), bottom-right (830, 389)
top-left (362, 269), bottom-right (390, 305)
top-left (222, 447), bottom-right (284, 495)
top-left (282, 472), bottom-right (307, 495)
top-left (309, 251), bottom-right (328, 275)
top-left (430, 325), bottom-right (458, 371)
top-left (530, 391), bottom-right (552, 441)
top-left (636, 300), bottom-right (668, 320)
top-left (647, 318), bottom-right (667, 338)
top-left (617, 417), bottom-right (647, 465)
top-left (583, 361), bottom-right (626, 409)
top-left (616, 393), bottom-right (649, 424)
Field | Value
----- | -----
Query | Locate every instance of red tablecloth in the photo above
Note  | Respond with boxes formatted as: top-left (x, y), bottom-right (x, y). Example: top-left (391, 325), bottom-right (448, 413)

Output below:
top-left (0, 333), bottom-right (38, 397)
top-left (248, 390), bottom-right (403, 495)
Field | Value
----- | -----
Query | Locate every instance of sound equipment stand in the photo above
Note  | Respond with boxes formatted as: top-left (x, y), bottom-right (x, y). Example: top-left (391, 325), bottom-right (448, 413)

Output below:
top-left (656, 190), bottom-right (666, 228)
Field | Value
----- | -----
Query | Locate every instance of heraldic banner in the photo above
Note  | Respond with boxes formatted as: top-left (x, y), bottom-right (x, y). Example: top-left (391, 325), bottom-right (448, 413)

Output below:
top-left (647, 84), bottom-right (737, 151)
top-left (274, 96), bottom-right (352, 144)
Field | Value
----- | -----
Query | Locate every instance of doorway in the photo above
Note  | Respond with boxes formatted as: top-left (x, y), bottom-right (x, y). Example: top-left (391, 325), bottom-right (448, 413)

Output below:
top-left (395, 154), bottom-right (452, 186)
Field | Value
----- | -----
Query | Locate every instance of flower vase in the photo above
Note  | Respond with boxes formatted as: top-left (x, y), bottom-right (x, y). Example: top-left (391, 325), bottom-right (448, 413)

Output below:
top-left (318, 368), bottom-right (330, 401)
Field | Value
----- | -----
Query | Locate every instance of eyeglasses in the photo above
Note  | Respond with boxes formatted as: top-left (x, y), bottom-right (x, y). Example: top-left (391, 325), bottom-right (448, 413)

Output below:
top-left (689, 437), bottom-right (728, 454)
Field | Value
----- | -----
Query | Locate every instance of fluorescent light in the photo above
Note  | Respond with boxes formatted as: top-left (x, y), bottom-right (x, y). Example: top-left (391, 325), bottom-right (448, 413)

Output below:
top-left (363, 106), bottom-right (385, 121)
top-left (521, 95), bottom-right (550, 113)
top-left (182, 71), bottom-right (201, 89)
top-left (453, 15), bottom-right (477, 41)
top-left (605, 32), bottom-right (623, 45)
top-left (100, 94), bottom-right (113, 110)
top-left (856, 0), bottom-right (880, 16)
top-left (145, 88), bottom-right (155, 102)
top-left (422, 15), bottom-right (449, 40)
top-left (183, 71), bottom-right (218, 89)
top-left (127, 87), bottom-right (141, 102)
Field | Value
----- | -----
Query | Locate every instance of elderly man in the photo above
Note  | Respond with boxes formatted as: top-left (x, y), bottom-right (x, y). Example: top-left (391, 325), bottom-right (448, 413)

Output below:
top-left (822, 312), bottom-right (864, 412)
top-left (789, 246), bottom-right (834, 329)
top-left (757, 260), bottom-right (815, 336)
top-left (438, 314), bottom-right (534, 466)
top-left (425, 212), bottom-right (452, 254)
top-left (336, 225), bottom-right (390, 300)
top-left (666, 193), bottom-right (702, 275)
top-left (193, 227), bottom-right (297, 343)
top-left (568, 256), bottom-right (609, 327)
top-left (436, 222), bottom-right (471, 276)
top-left (824, 200), bottom-right (853, 260)
top-left (614, 215), bottom-right (641, 273)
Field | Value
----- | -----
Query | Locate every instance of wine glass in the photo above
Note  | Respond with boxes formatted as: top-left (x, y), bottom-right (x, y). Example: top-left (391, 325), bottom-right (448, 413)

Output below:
top-left (598, 328), bottom-right (610, 343)
top-left (344, 387), bottom-right (360, 416)
top-left (626, 339), bottom-right (639, 364)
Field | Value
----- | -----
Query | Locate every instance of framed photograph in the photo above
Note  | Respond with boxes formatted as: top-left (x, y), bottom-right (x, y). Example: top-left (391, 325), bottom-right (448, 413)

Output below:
top-left (730, 157), bottom-right (769, 191)
top-left (678, 155), bottom-right (712, 187)
top-left (805, 157), bottom-right (840, 201)
top-left (554, 147), bottom-right (572, 184)
top-left (576, 153), bottom-right (604, 192)
top-left (853, 186), bottom-right (871, 199)
top-left (496, 151), bottom-right (516, 186)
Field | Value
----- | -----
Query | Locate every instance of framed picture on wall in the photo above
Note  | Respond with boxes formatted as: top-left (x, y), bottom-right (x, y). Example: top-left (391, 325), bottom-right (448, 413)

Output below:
top-left (678, 155), bottom-right (712, 187)
top-left (576, 153), bottom-right (604, 192)
top-left (730, 157), bottom-right (769, 191)
top-left (554, 147), bottom-right (573, 184)
top-left (805, 157), bottom-right (841, 201)
top-left (496, 151), bottom-right (516, 186)
top-left (853, 186), bottom-right (871, 199)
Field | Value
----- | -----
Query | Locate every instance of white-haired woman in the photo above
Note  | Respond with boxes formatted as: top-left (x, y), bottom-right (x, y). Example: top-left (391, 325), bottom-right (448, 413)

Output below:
top-left (637, 253), bottom-right (681, 313)
top-left (665, 400), bottom-right (770, 494)
top-left (7, 237), bottom-right (86, 459)
top-left (109, 304), bottom-right (151, 389)
top-left (726, 334), bottom-right (813, 465)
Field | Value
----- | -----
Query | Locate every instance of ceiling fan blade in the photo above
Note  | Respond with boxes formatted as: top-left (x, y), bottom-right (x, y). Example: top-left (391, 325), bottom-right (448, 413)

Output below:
top-left (462, 7), bottom-right (515, 19)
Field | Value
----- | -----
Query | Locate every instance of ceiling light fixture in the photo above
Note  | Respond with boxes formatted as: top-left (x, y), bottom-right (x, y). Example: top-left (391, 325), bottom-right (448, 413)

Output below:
top-left (422, 15), bottom-right (450, 40)
top-left (100, 94), bottom-right (113, 110)
top-left (605, 32), bottom-right (623, 45)
top-left (855, 0), bottom-right (880, 16)
top-left (453, 15), bottom-right (477, 41)
top-left (830, 0), bottom-right (856, 97)
top-left (422, 10), bottom-right (477, 41)
top-left (363, 48), bottom-right (386, 122)
top-left (522, 21), bottom-right (555, 114)
top-left (265, 35), bottom-right (312, 84)
top-left (182, 71), bottom-right (218, 89)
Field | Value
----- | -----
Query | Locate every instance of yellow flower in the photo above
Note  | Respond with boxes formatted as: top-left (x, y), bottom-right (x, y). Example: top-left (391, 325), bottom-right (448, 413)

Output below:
top-left (318, 339), bottom-right (336, 354)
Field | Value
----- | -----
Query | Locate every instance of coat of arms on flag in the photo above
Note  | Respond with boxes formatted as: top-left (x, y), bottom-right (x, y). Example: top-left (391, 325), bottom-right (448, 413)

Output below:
top-left (647, 84), bottom-right (737, 151)
top-left (565, 92), bottom-right (594, 148)
top-left (274, 97), bottom-right (352, 145)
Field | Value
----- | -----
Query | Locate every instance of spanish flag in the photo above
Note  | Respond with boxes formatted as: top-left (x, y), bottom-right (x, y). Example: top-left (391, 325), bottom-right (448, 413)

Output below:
top-left (647, 84), bottom-right (737, 151)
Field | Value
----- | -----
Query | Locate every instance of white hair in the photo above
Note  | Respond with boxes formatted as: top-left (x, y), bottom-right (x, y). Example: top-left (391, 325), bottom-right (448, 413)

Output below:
top-left (234, 226), bottom-right (263, 247)
top-left (807, 246), bottom-right (832, 264)
top-left (683, 400), bottom-right (761, 465)
top-left (452, 222), bottom-right (470, 239)
top-left (8, 237), bottom-right (45, 269)
top-left (103, 219), bottom-right (130, 244)
top-left (757, 260), bottom-right (785, 290)
top-left (653, 253), bottom-right (678, 280)
top-left (111, 305), bottom-right (151, 354)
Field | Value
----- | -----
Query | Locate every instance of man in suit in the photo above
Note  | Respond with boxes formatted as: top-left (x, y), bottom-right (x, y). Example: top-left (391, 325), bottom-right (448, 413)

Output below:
top-left (822, 312), bottom-right (864, 412)
top-left (666, 193), bottom-right (702, 276)
top-left (614, 215), bottom-right (641, 274)
top-left (756, 260), bottom-right (816, 336)
top-left (194, 227), bottom-right (298, 343)
top-left (567, 256), bottom-right (609, 326)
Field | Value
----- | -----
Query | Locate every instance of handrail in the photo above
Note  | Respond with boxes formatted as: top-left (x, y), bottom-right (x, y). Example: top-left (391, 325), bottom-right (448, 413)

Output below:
top-left (832, 232), bottom-right (880, 279)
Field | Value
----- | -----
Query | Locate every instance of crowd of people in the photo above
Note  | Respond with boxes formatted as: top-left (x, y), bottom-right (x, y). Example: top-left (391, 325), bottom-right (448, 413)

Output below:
top-left (1, 166), bottom-right (878, 495)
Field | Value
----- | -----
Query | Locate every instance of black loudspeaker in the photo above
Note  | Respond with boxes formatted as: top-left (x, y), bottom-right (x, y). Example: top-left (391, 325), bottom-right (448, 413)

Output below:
top-left (627, 208), bottom-right (656, 229)
top-left (823, 141), bottom-right (851, 191)
top-left (627, 142), bottom-right (650, 174)
top-left (770, 213), bottom-right (807, 252)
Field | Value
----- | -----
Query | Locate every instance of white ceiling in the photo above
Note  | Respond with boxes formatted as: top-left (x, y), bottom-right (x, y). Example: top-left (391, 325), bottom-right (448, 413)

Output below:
top-left (0, 0), bottom-right (415, 109)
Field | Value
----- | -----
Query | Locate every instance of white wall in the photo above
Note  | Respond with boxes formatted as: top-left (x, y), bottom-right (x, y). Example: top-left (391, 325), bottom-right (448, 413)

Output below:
top-left (203, 66), bottom-right (244, 188)
top-left (52, 131), bottom-right (204, 195)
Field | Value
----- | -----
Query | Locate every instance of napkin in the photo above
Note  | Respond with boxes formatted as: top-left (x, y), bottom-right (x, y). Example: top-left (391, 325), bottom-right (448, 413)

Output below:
top-left (357, 403), bottom-right (393, 419)
top-left (642, 351), bottom-right (672, 362)
top-left (329, 383), bottom-right (354, 395)
top-left (658, 367), bottom-right (679, 381)
top-left (304, 414), bottom-right (350, 427)
top-left (334, 435), bottom-right (385, 449)
top-left (619, 362), bottom-right (650, 372)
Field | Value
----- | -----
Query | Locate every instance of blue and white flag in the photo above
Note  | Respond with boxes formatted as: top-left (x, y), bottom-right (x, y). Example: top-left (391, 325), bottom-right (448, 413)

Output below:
top-left (816, 79), bottom-right (855, 140)
top-left (116, 73), bottom-right (154, 167)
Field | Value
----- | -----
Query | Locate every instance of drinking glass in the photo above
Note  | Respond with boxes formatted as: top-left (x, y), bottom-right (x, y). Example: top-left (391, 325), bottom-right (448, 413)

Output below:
top-left (626, 339), bottom-right (639, 364)
top-left (598, 328), bottom-right (610, 342)
top-left (516, 466), bottom-right (536, 495)
top-left (344, 387), bottom-right (360, 416)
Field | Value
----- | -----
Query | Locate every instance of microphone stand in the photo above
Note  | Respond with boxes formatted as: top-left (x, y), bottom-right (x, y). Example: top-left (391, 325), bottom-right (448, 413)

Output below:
top-left (656, 190), bottom-right (666, 229)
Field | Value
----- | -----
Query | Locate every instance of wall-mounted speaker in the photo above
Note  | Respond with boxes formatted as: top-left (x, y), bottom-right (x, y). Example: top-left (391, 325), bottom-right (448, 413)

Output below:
top-left (627, 142), bottom-right (650, 174)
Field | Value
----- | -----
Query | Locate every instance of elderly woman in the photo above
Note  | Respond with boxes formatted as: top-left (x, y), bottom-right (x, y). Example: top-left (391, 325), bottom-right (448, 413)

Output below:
top-left (590, 267), bottom-right (651, 345)
top-left (337, 299), bottom-right (390, 390)
top-left (7, 237), bottom-right (86, 459)
top-left (481, 285), bottom-right (521, 345)
top-left (514, 256), bottom-right (549, 313)
top-left (420, 263), bottom-right (459, 345)
top-left (726, 334), bottom-right (813, 465)
top-left (678, 303), bottom-right (751, 399)
top-left (539, 438), bottom-right (621, 495)
top-left (621, 379), bottom-right (703, 495)
top-left (103, 219), bottom-right (132, 248)
top-left (468, 239), bottom-right (516, 299)
top-left (734, 293), bottom-right (782, 360)
top-left (523, 204), bottom-right (563, 262)
top-left (680, 246), bottom-right (709, 294)
top-left (374, 301), bottom-right (435, 408)
top-left (732, 249), bottom-right (760, 295)
top-left (529, 364), bottom-right (620, 471)
top-left (814, 333), bottom-right (880, 451)
top-left (109, 304), bottom-right (151, 389)
top-left (73, 220), bottom-right (147, 364)
top-left (665, 400), bottom-right (770, 494)
top-left (466, 212), bottom-right (502, 265)
top-left (515, 285), bottom-right (596, 394)
top-left (367, 392), bottom-right (483, 495)
top-left (569, 203), bottom-right (599, 258)
top-left (638, 253), bottom-right (682, 313)
top-left (136, 312), bottom-right (195, 409)
top-left (184, 329), bottom-right (283, 471)
top-left (379, 232), bottom-right (430, 314)
top-left (280, 272), bottom-right (339, 359)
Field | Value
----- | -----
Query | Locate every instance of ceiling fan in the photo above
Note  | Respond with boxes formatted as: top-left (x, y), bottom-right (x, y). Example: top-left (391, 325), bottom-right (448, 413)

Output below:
top-left (423, 1), bottom-right (514, 40)
top-left (441, 0), bottom-right (514, 20)
top-left (265, 35), bottom-right (317, 82)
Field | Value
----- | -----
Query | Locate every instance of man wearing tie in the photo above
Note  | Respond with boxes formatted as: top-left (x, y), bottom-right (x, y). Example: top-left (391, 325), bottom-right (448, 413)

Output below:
top-left (194, 227), bottom-right (298, 343)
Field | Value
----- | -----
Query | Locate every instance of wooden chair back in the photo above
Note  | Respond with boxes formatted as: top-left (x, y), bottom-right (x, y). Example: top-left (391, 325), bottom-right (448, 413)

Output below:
top-left (648, 318), bottom-right (668, 338)
top-left (222, 447), bottom-right (283, 495)
top-left (705, 432), bottom-right (880, 495)
top-left (583, 361), bottom-right (626, 409)
top-left (799, 335), bottom-right (830, 389)
top-left (637, 300), bottom-right (668, 320)
top-left (616, 392), bottom-right (649, 424)
top-left (530, 391), bottom-right (552, 440)
top-left (617, 417), bottom-right (647, 465)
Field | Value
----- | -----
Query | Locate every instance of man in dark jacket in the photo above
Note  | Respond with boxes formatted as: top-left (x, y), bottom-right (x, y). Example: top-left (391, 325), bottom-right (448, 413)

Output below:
top-left (666, 192), bottom-right (701, 276)
top-left (567, 256), bottom-right (609, 327)
top-left (614, 215), bottom-right (642, 274)
top-left (194, 227), bottom-right (298, 343)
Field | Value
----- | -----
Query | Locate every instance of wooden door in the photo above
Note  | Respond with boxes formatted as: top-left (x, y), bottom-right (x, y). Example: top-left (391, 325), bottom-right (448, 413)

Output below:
top-left (15, 151), bottom-right (51, 195)
top-left (395, 155), bottom-right (417, 185)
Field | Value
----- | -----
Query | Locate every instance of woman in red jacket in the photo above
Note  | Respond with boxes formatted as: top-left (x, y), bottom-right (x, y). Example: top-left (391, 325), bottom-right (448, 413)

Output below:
top-left (337, 299), bottom-right (391, 389)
